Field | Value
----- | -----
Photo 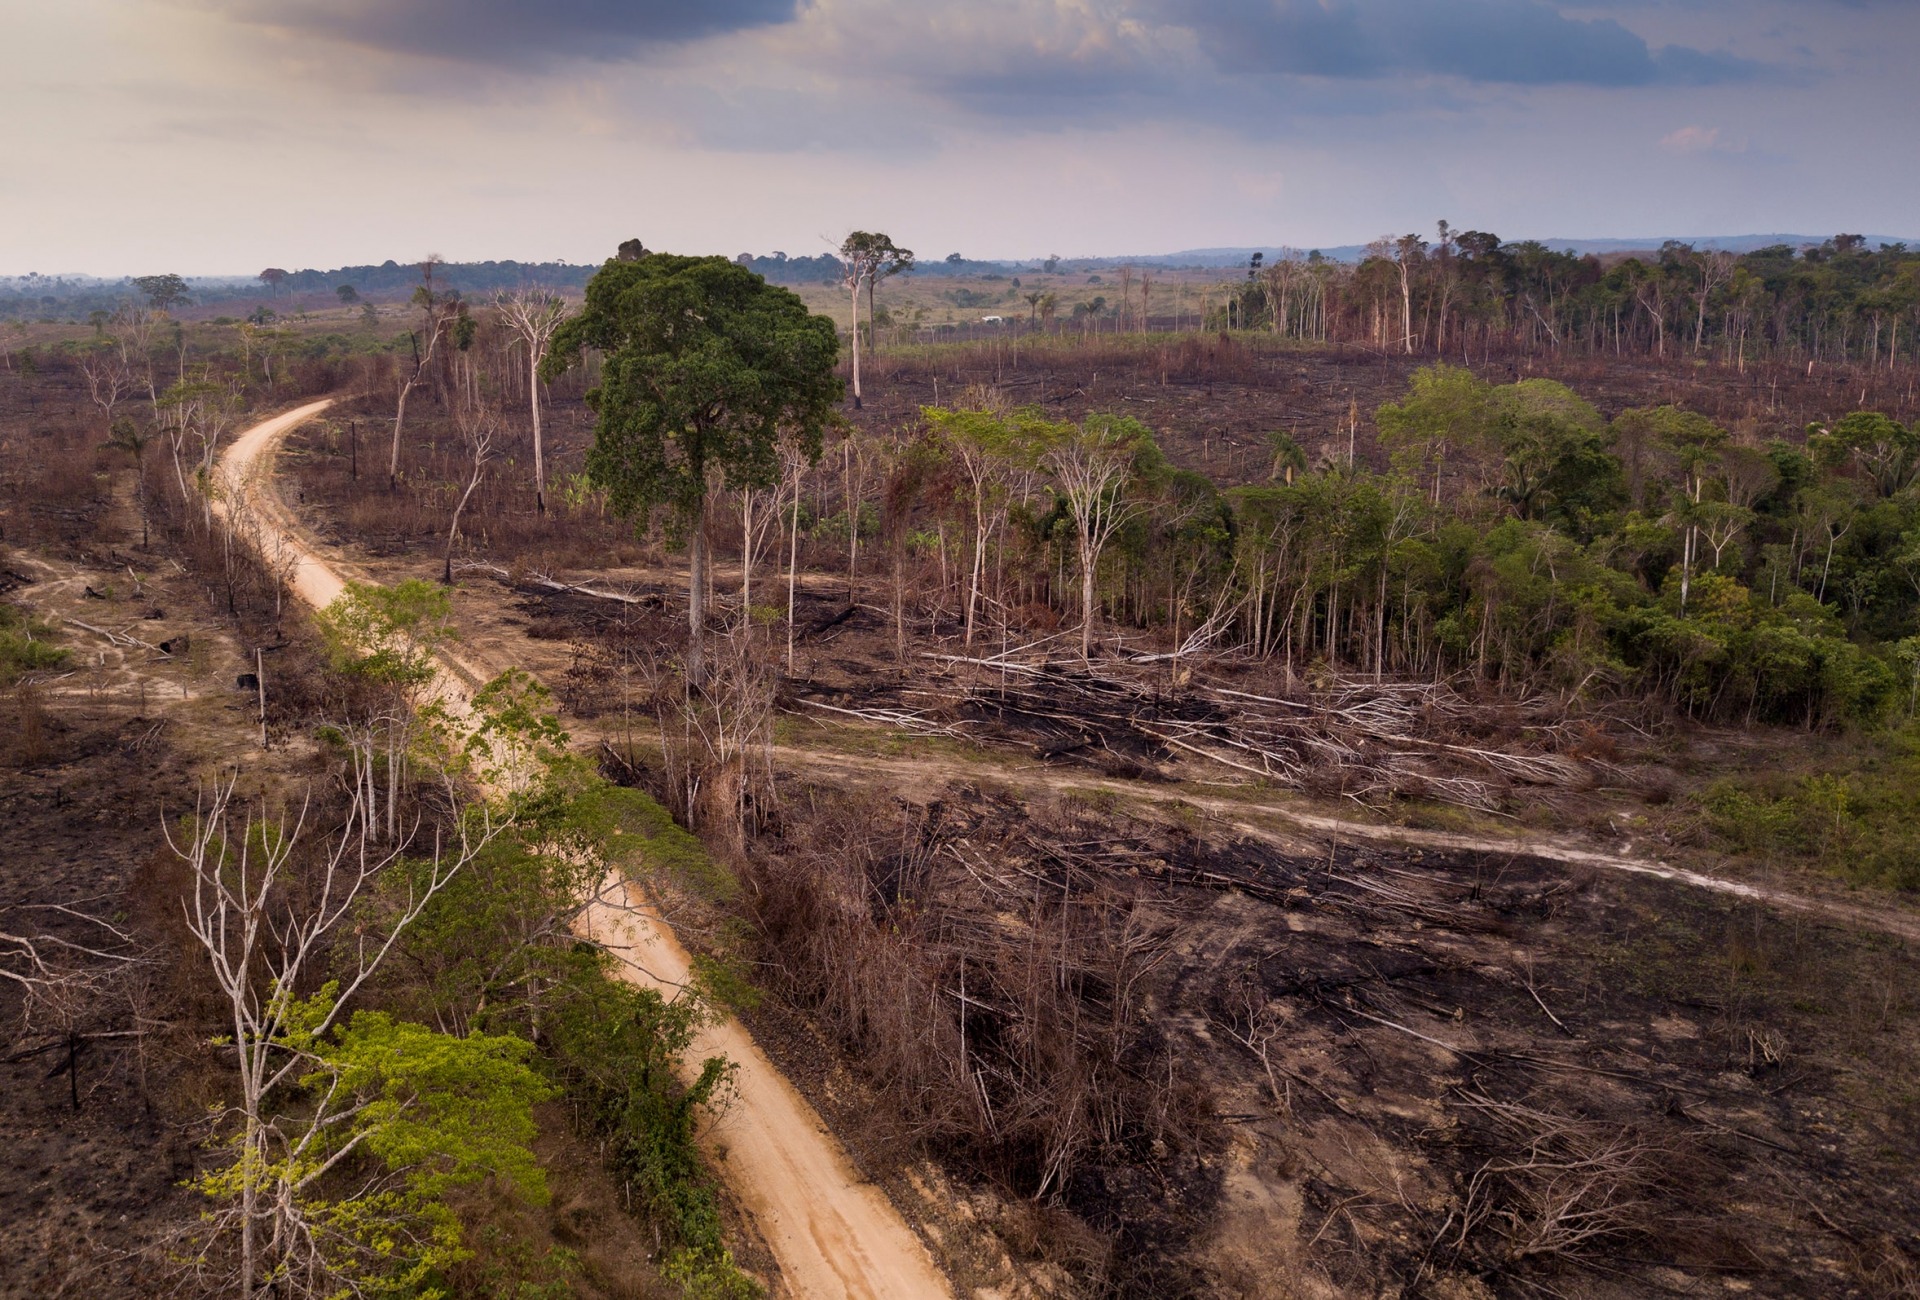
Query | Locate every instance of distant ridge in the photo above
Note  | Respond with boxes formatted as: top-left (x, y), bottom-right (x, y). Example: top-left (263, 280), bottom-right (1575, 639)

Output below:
top-left (1073, 234), bottom-right (1916, 268)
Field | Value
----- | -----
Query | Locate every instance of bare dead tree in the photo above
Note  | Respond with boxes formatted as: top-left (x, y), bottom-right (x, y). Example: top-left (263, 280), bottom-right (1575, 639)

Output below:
top-left (170, 772), bottom-right (496, 1297)
top-left (493, 286), bottom-right (567, 513)
top-left (781, 440), bottom-right (809, 673)
top-left (443, 402), bottom-right (495, 584)
top-left (1446, 1087), bottom-right (1664, 1267)
top-left (660, 624), bottom-right (776, 852)
top-left (111, 303), bottom-right (163, 412)
top-left (1, 903), bottom-right (149, 1114)
top-left (1043, 422), bottom-right (1149, 661)
top-left (80, 349), bottom-right (134, 428)
top-left (390, 258), bottom-right (452, 489)
top-left (1693, 249), bottom-right (1736, 353)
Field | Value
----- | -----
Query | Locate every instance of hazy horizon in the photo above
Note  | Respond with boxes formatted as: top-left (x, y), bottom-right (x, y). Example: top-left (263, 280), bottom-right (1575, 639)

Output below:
top-left (13, 230), bottom-right (1920, 285)
top-left (6, 2), bottom-right (1917, 276)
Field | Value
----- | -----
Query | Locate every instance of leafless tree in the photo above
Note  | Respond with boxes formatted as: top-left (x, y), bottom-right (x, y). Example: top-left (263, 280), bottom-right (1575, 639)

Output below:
top-left (111, 303), bottom-right (163, 411)
top-left (79, 349), bottom-right (134, 428)
top-left (1393, 234), bottom-right (1426, 354)
top-left (1693, 249), bottom-right (1736, 353)
top-left (443, 402), bottom-right (495, 584)
top-left (781, 440), bottom-right (809, 673)
top-left (1447, 1088), bottom-right (1664, 1266)
top-left (170, 771), bottom-right (495, 1297)
top-left (1044, 423), bottom-right (1149, 661)
top-left (493, 287), bottom-right (567, 513)
top-left (390, 257), bottom-right (452, 488)
top-left (660, 625), bottom-right (776, 852)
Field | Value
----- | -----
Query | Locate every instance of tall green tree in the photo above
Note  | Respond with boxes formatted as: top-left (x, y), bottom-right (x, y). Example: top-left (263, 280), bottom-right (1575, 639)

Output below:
top-left (132, 272), bottom-right (192, 313)
top-left (546, 246), bottom-right (841, 681)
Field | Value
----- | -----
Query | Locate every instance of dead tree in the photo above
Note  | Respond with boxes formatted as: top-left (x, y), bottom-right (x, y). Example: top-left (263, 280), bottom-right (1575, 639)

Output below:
top-left (390, 258), bottom-right (452, 489)
top-left (443, 402), bottom-right (495, 584)
top-left (171, 772), bottom-right (495, 1298)
top-left (1, 904), bottom-right (146, 1111)
top-left (493, 287), bottom-right (567, 513)
top-left (1043, 421), bottom-right (1149, 661)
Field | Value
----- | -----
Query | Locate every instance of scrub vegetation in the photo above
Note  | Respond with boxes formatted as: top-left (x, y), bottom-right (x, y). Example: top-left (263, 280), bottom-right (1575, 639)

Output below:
top-left (5, 236), bottom-right (1920, 1298)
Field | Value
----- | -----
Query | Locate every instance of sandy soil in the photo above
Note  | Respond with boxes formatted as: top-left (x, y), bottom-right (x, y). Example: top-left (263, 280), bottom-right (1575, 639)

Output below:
top-left (216, 402), bottom-right (954, 1300)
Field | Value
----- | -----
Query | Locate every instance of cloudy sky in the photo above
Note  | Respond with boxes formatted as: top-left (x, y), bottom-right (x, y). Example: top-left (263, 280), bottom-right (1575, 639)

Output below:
top-left (5, 0), bottom-right (1916, 275)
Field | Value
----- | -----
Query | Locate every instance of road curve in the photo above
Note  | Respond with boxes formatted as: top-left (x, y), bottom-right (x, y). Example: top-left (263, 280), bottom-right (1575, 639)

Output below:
top-left (216, 401), bottom-right (954, 1300)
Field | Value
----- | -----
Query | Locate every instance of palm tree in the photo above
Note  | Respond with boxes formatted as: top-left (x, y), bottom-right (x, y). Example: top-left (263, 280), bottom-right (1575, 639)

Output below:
top-left (1267, 431), bottom-right (1308, 485)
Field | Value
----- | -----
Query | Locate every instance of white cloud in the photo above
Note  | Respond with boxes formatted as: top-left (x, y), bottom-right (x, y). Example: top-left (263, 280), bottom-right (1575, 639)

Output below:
top-left (1660, 124), bottom-right (1743, 153)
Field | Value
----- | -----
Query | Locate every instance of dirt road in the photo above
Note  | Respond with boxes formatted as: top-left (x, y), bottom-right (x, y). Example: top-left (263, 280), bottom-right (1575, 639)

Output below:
top-left (771, 741), bottom-right (1920, 945)
top-left (216, 402), bottom-right (954, 1300)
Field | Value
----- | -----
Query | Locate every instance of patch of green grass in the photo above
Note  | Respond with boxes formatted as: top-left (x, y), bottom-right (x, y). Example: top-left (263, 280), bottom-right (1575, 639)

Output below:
top-left (0, 601), bottom-right (67, 684)
top-left (1694, 727), bottom-right (1920, 890)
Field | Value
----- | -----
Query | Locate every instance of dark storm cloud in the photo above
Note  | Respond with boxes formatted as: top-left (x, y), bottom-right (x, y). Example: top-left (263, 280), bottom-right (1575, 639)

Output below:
top-left (228, 0), bottom-right (799, 66)
top-left (1153, 0), bottom-right (1763, 86)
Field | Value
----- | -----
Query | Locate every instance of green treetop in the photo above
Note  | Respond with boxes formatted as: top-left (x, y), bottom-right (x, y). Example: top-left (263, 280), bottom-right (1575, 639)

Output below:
top-left (545, 247), bottom-right (841, 681)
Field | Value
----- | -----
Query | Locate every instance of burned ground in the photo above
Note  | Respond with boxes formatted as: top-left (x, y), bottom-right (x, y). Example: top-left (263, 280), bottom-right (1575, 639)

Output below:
top-left (388, 524), bottom-right (1920, 1298)
top-left (245, 336), bottom-right (1920, 1298)
top-left (734, 778), bottom-right (1920, 1297)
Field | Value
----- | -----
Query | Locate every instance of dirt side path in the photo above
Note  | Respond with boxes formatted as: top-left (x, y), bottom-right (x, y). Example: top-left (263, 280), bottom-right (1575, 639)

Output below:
top-left (767, 742), bottom-right (1920, 946)
top-left (216, 403), bottom-right (954, 1300)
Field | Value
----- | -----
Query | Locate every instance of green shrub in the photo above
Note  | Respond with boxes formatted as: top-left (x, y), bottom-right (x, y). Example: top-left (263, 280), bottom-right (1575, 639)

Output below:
top-left (1698, 731), bottom-right (1920, 889)
top-left (0, 602), bottom-right (67, 683)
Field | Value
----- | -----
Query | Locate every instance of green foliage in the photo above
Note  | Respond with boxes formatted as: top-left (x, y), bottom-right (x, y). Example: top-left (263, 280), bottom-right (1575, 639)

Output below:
top-left (545, 251), bottom-right (841, 523)
top-left (378, 752), bottom-right (758, 1292)
top-left (455, 1227), bottom-right (579, 1300)
top-left (318, 579), bottom-right (455, 688)
top-left (324, 1013), bottom-right (552, 1205)
top-left (0, 601), bottom-right (67, 683)
top-left (1699, 732), bottom-right (1920, 888)
top-left (455, 669), bottom-right (573, 796)
top-left (133, 272), bottom-right (192, 311)
top-left (544, 968), bottom-right (751, 1295)
top-left (193, 995), bottom-right (552, 1300)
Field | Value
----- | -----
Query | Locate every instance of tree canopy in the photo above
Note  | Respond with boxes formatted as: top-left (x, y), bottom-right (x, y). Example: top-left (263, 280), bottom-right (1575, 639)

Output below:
top-left (546, 251), bottom-right (841, 519)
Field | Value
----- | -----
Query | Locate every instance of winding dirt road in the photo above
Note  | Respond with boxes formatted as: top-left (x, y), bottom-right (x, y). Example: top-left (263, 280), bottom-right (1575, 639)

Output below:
top-left (216, 399), bottom-right (1920, 1298)
top-left (217, 401), bottom-right (955, 1300)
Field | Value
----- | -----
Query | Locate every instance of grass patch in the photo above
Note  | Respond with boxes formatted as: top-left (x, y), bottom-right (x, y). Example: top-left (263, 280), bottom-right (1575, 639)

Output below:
top-left (0, 600), bottom-right (68, 683)
top-left (1694, 726), bottom-right (1920, 890)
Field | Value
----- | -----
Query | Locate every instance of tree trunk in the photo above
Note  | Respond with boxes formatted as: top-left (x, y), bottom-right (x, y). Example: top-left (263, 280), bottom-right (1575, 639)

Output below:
top-left (443, 453), bottom-right (485, 584)
top-left (786, 479), bottom-right (801, 674)
top-left (849, 278), bottom-right (863, 409)
top-left (688, 492), bottom-right (709, 683)
top-left (965, 502), bottom-right (987, 647)
top-left (528, 349), bottom-right (545, 513)
top-left (391, 372), bottom-right (417, 488)
top-left (1080, 540), bottom-right (1097, 661)
top-left (893, 531), bottom-right (906, 666)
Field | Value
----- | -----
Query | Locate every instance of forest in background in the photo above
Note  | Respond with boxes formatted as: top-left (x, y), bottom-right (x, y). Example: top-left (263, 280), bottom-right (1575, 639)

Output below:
top-left (9, 230), bottom-right (1920, 370)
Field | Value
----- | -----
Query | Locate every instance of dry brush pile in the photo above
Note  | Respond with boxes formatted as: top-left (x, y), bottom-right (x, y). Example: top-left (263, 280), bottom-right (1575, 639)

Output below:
top-left (798, 645), bottom-right (1607, 815)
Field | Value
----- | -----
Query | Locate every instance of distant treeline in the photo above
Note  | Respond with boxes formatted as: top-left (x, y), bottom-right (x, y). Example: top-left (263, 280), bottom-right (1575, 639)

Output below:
top-left (0, 251), bottom-right (1060, 320)
top-left (0, 261), bottom-right (602, 319)
top-left (11, 235), bottom-right (1918, 368)
top-left (1211, 233), bottom-right (1920, 368)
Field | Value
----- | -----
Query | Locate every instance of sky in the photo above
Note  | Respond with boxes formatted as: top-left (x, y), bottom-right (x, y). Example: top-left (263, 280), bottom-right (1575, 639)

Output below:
top-left (4, 0), bottom-right (1917, 276)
